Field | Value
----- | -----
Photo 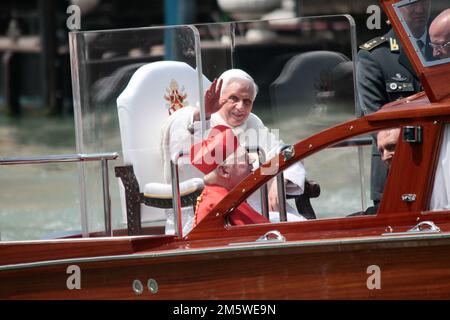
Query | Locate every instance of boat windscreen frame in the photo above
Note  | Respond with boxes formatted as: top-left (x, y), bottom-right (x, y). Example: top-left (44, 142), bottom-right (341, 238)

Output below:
top-left (382, 0), bottom-right (450, 102)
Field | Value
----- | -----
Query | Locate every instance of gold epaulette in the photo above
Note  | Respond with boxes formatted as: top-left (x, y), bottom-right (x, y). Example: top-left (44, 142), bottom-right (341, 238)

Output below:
top-left (359, 36), bottom-right (388, 51)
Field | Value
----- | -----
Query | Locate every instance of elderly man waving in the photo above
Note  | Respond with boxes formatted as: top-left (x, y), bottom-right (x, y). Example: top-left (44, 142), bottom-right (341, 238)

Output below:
top-left (161, 69), bottom-right (306, 234)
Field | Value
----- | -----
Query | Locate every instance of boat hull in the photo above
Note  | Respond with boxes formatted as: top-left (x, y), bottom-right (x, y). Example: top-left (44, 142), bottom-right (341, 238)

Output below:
top-left (2, 235), bottom-right (450, 299)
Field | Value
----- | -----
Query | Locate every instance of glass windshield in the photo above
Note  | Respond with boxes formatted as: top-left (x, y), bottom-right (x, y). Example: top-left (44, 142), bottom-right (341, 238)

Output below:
top-left (394, 0), bottom-right (450, 66)
top-left (70, 25), bottom-right (206, 236)
top-left (67, 16), bottom-right (358, 237)
top-left (195, 15), bottom-right (358, 143)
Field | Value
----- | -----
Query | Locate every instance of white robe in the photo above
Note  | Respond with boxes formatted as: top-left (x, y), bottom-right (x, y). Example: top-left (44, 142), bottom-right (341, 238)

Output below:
top-left (160, 107), bottom-right (306, 234)
top-left (430, 125), bottom-right (450, 211)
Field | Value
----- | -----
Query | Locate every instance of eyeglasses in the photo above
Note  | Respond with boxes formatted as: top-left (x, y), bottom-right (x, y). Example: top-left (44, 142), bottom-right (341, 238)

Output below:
top-left (429, 40), bottom-right (450, 51)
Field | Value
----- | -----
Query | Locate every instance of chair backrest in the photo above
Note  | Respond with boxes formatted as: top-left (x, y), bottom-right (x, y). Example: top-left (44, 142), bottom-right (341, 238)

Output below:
top-left (270, 51), bottom-right (352, 116)
top-left (116, 60), bottom-right (211, 223)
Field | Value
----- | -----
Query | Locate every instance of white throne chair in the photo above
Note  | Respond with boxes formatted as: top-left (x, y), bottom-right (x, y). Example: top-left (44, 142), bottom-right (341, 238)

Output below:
top-left (115, 60), bottom-right (211, 235)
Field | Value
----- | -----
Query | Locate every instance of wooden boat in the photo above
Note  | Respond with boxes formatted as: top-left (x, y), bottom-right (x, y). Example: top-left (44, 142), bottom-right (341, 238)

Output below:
top-left (1, 0), bottom-right (450, 299)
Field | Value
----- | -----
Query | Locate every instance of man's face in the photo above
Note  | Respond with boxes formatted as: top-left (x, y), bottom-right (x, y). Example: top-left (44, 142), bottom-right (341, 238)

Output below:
top-left (224, 149), bottom-right (254, 187)
top-left (399, 0), bottom-right (431, 38)
top-left (377, 129), bottom-right (400, 169)
top-left (429, 15), bottom-right (450, 59)
top-left (218, 81), bottom-right (254, 127)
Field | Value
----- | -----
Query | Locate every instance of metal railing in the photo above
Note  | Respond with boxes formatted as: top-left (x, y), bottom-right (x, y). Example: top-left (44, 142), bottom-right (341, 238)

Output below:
top-left (0, 152), bottom-right (119, 239)
top-left (170, 151), bottom-right (184, 238)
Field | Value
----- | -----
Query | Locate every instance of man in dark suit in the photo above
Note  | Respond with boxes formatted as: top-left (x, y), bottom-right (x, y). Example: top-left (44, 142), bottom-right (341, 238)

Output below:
top-left (356, 0), bottom-right (431, 210)
top-left (399, 0), bottom-right (433, 60)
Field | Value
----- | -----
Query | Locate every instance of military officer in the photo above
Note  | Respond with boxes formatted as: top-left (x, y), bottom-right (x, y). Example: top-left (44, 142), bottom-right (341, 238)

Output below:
top-left (356, 29), bottom-right (422, 209)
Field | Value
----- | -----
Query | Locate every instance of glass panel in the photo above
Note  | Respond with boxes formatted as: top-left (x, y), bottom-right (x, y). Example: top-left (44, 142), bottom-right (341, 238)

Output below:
top-left (69, 16), bottom-right (358, 236)
top-left (191, 16), bottom-right (361, 226)
top-left (70, 25), bottom-right (205, 236)
top-left (304, 128), bottom-right (403, 219)
top-left (305, 140), bottom-right (372, 218)
top-left (394, 0), bottom-right (450, 66)
top-left (0, 117), bottom-right (80, 242)
top-left (0, 163), bottom-right (80, 242)
top-left (196, 15), bottom-right (358, 141)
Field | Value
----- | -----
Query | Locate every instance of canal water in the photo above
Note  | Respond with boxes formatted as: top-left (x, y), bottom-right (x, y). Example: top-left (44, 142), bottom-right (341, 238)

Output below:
top-left (0, 107), bottom-right (371, 242)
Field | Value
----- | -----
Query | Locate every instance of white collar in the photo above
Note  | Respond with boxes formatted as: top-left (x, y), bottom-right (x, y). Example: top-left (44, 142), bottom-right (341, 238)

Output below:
top-left (210, 112), bottom-right (248, 136)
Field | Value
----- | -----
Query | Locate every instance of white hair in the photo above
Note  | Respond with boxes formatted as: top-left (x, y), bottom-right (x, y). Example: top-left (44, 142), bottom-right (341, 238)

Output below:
top-left (218, 69), bottom-right (259, 100)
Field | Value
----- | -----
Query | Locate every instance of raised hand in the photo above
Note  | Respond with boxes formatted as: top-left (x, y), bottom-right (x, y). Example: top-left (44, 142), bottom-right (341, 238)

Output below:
top-left (204, 78), bottom-right (223, 118)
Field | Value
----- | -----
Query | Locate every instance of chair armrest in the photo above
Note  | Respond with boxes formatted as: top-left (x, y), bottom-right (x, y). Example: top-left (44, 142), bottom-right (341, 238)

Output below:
top-left (289, 179), bottom-right (320, 220)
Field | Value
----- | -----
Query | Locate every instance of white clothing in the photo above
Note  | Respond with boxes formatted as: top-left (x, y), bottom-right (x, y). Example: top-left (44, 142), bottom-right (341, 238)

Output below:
top-left (430, 125), bottom-right (450, 211)
top-left (269, 211), bottom-right (306, 223)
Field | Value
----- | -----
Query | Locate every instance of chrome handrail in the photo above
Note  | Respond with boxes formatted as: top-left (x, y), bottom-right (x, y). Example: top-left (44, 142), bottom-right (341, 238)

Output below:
top-left (0, 152), bottom-right (119, 238)
top-left (170, 151), bottom-right (184, 238)
top-left (0, 153), bottom-right (119, 165)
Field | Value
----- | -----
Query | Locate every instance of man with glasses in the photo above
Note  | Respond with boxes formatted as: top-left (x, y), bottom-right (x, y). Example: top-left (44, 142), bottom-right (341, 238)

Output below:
top-left (429, 9), bottom-right (450, 59)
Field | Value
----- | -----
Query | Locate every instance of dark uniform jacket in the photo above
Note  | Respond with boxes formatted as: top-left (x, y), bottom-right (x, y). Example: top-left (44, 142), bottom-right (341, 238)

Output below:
top-left (356, 29), bottom-right (422, 203)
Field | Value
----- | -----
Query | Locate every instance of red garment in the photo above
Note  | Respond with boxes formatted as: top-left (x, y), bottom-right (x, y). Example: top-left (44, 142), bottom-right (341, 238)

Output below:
top-left (194, 185), bottom-right (269, 226)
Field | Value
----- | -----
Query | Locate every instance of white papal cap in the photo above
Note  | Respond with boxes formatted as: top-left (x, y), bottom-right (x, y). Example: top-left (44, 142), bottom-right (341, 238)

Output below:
top-left (218, 69), bottom-right (259, 100)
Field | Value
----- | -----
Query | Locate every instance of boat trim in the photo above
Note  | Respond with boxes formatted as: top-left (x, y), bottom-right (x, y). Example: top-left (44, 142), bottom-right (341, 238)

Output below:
top-left (2, 232), bottom-right (450, 271)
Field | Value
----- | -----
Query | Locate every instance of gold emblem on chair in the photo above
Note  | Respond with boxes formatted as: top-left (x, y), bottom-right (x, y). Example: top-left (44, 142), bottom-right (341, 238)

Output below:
top-left (164, 79), bottom-right (188, 115)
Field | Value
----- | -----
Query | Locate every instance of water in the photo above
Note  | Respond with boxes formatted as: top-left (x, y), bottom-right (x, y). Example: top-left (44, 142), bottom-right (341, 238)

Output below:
top-left (0, 116), bottom-right (80, 241)
top-left (0, 107), bottom-right (372, 242)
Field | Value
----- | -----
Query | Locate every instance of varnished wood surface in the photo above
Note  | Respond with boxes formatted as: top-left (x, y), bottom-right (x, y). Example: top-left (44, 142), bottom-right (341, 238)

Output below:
top-left (0, 235), bottom-right (174, 266)
top-left (2, 236), bottom-right (450, 299)
top-left (379, 122), bottom-right (441, 214)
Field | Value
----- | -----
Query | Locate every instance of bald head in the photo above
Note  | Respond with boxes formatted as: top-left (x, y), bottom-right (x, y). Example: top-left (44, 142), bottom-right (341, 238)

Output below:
top-left (429, 9), bottom-right (450, 59)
